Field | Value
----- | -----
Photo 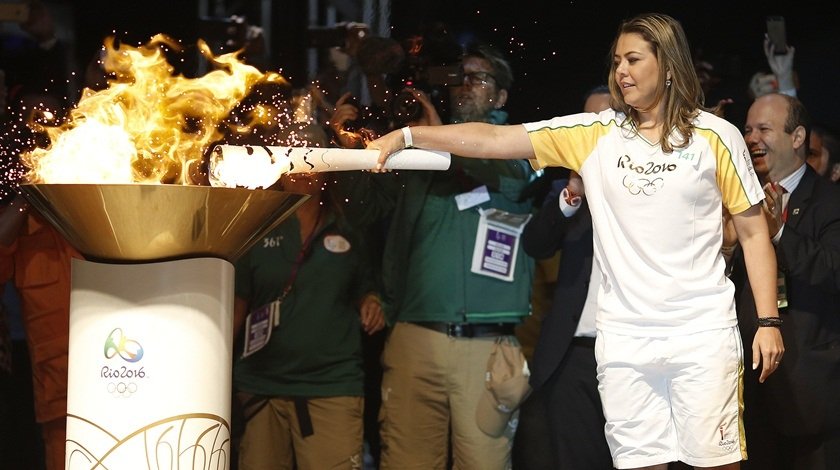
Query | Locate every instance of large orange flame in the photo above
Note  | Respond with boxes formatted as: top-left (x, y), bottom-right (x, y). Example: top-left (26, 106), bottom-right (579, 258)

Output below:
top-left (21, 34), bottom-right (287, 185)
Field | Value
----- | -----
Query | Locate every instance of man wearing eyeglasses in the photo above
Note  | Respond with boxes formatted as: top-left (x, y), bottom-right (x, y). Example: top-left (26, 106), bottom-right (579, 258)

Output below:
top-left (373, 42), bottom-right (536, 469)
top-left (449, 50), bottom-right (509, 125)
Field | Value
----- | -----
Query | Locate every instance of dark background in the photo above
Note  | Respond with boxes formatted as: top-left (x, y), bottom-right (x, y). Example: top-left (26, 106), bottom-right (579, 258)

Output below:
top-left (387, 1), bottom-right (840, 130)
top-left (41, 1), bottom-right (840, 131)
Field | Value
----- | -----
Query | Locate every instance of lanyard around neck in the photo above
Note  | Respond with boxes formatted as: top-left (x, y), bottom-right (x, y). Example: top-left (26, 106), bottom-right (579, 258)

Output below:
top-left (277, 207), bottom-right (323, 304)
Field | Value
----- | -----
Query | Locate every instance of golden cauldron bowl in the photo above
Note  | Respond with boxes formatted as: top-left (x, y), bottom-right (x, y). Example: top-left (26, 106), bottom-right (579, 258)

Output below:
top-left (19, 183), bottom-right (308, 263)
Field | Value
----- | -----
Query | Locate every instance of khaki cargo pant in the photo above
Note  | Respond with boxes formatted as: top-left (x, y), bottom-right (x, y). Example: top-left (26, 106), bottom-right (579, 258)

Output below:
top-left (238, 395), bottom-right (364, 470)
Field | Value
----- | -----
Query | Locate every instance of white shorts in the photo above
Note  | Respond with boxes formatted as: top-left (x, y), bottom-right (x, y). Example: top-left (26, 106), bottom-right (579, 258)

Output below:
top-left (595, 326), bottom-right (747, 469)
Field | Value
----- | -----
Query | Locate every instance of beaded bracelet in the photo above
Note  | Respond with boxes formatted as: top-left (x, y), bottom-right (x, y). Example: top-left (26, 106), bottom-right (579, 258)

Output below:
top-left (720, 244), bottom-right (736, 257)
top-left (757, 316), bottom-right (783, 327)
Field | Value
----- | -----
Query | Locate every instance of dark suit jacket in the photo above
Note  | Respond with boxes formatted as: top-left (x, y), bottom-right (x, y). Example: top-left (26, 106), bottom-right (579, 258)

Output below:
top-left (733, 165), bottom-right (840, 436)
top-left (522, 195), bottom-right (594, 391)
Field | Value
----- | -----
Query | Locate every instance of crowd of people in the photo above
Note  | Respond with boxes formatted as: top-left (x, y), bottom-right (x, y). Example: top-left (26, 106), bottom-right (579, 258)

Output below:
top-left (1, 5), bottom-right (839, 470)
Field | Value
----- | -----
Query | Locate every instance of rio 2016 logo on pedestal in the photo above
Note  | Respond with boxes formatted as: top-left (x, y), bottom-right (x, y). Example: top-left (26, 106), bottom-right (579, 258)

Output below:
top-left (101, 328), bottom-right (146, 397)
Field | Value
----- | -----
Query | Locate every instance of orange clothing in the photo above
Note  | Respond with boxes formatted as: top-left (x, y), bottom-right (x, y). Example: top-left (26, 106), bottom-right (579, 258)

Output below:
top-left (0, 210), bottom-right (81, 469)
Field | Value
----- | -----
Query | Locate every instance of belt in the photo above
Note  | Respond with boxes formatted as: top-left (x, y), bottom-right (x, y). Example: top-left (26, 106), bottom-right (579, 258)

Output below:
top-left (411, 321), bottom-right (515, 338)
top-left (571, 336), bottom-right (596, 347)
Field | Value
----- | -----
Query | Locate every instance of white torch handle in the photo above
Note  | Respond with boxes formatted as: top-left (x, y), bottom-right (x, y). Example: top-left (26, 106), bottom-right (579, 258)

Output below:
top-left (213, 145), bottom-right (451, 174)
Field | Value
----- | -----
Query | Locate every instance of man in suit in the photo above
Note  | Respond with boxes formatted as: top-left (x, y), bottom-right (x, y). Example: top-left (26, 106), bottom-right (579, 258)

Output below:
top-left (511, 86), bottom-right (613, 470)
top-left (520, 170), bottom-right (614, 469)
top-left (733, 92), bottom-right (840, 469)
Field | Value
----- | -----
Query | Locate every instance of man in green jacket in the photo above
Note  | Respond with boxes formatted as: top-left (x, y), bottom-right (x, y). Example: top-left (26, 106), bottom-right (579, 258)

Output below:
top-left (339, 42), bottom-right (535, 469)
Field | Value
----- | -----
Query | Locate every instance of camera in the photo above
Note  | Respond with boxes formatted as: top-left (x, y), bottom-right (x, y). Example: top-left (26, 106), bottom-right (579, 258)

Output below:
top-left (387, 63), bottom-right (461, 127)
top-left (341, 95), bottom-right (390, 136)
top-left (389, 90), bottom-right (424, 126)
top-left (383, 27), bottom-right (463, 127)
top-left (330, 25), bottom-right (463, 130)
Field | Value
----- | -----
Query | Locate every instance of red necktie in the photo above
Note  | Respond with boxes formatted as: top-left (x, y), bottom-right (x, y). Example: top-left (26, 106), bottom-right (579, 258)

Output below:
top-left (780, 187), bottom-right (789, 222)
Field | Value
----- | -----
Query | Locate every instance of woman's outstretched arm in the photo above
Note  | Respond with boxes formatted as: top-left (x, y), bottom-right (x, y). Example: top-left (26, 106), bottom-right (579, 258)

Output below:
top-left (367, 123), bottom-right (534, 170)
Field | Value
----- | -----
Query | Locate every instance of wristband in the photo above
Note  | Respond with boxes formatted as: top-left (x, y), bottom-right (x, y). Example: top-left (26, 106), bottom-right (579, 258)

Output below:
top-left (778, 87), bottom-right (797, 98)
top-left (757, 316), bottom-right (783, 328)
top-left (401, 126), bottom-right (413, 149)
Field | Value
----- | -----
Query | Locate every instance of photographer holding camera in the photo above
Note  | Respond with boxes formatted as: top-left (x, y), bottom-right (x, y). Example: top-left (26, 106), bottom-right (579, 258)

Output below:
top-left (332, 41), bottom-right (535, 468)
top-left (326, 25), bottom-right (459, 148)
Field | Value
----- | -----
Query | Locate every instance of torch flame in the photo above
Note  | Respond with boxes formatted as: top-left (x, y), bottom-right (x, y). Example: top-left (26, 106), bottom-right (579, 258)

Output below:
top-left (21, 34), bottom-right (287, 185)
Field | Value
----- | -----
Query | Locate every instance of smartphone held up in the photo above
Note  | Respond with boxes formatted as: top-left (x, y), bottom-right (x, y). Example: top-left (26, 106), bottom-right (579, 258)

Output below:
top-left (766, 15), bottom-right (788, 55)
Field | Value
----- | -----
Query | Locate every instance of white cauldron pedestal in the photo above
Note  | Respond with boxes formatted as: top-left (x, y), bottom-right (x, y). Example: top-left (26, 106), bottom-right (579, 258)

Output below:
top-left (66, 257), bottom-right (232, 468)
top-left (21, 184), bottom-right (307, 469)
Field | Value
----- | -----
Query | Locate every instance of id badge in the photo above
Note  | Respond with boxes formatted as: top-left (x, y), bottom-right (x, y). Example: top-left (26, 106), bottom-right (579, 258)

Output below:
top-left (241, 300), bottom-right (281, 358)
top-left (455, 185), bottom-right (491, 211)
top-left (471, 208), bottom-right (532, 282)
